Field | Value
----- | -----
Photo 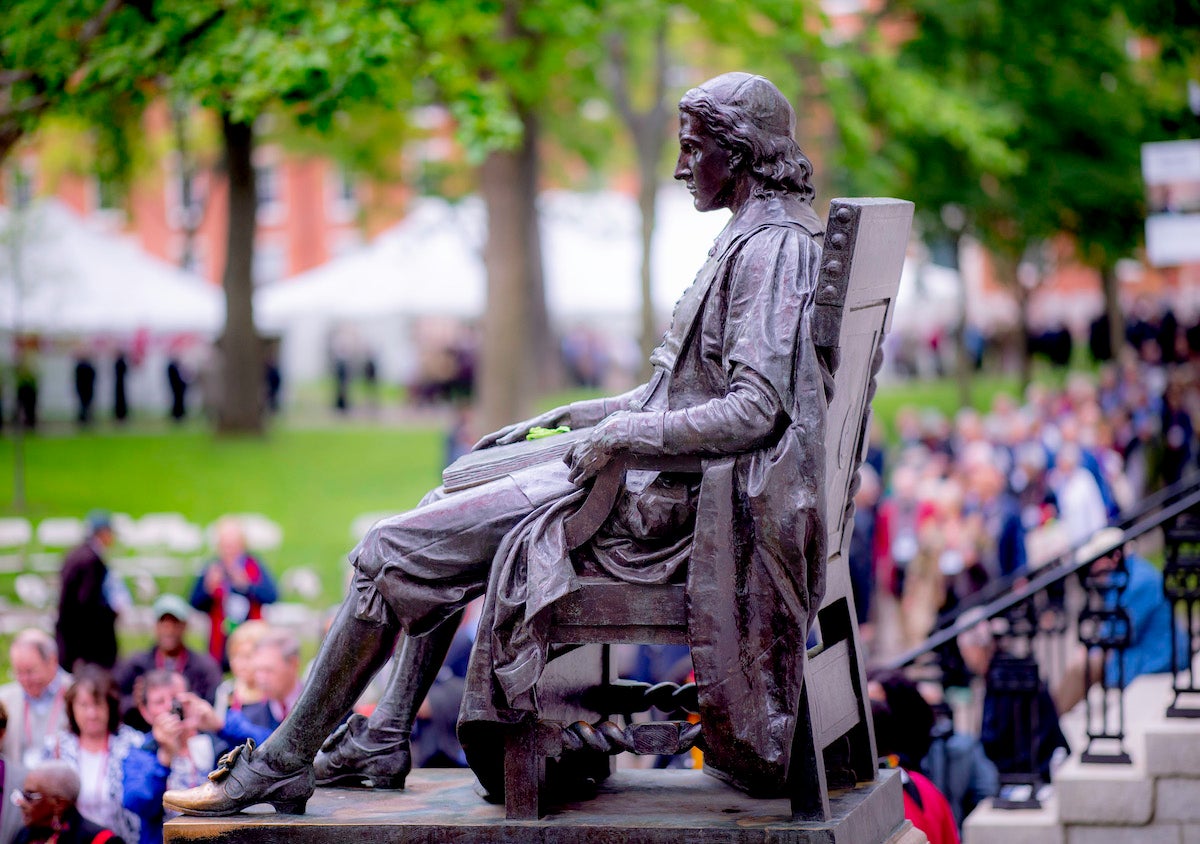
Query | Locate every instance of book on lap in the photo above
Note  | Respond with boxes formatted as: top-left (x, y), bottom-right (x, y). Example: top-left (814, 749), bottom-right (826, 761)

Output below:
top-left (442, 429), bottom-right (588, 492)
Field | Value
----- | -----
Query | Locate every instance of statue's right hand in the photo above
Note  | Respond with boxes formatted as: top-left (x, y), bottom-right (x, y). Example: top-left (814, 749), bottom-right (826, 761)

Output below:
top-left (472, 406), bottom-right (571, 450)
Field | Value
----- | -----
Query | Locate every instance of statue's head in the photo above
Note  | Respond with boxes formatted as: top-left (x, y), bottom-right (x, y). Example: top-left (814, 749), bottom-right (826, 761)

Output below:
top-left (677, 72), bottom-right (814, 205)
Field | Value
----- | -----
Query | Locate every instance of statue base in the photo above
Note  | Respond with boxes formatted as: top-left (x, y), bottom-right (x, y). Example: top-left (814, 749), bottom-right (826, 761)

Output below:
top-left (165, 767), bottom-right (906, 844)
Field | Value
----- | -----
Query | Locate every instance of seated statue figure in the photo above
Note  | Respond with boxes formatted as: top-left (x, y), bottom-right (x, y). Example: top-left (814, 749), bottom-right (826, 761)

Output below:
top-left (163, 70), bottom-right (831, 816)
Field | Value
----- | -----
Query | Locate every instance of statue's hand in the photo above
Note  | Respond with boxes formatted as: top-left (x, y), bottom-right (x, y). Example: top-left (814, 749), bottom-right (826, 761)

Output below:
top-left (472, 406), bottom-right (571, 451)
top-left (564, 411), bottom-right (643, 485)
top-left (565, 435), bottom-right (614, 486)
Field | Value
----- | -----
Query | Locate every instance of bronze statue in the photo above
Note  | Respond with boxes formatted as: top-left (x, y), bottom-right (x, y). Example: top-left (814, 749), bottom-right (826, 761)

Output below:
top-left (163, 71), bottom-right (830, 817)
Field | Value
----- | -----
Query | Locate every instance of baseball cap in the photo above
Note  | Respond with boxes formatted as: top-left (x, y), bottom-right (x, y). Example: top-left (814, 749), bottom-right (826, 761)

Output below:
top-left (85, 509), bottom-right (113, 535)
top-left (153, 594), bottom-right (193, 622)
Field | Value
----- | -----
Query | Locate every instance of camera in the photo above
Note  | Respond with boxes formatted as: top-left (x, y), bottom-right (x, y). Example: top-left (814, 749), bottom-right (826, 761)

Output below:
top-left (171, 700), bottom-right (185, 721)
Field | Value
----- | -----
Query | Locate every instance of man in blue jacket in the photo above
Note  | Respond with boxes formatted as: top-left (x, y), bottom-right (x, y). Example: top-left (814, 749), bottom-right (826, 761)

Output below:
top-left (122, 671), bottom-right (268, 844)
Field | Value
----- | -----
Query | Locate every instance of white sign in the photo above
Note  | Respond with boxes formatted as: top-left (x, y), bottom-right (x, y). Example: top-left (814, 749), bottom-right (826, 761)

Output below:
top-left (1146, 214), bottom-right (1200, 267)
top-left (1142, 140), bottom-right (1200, 185)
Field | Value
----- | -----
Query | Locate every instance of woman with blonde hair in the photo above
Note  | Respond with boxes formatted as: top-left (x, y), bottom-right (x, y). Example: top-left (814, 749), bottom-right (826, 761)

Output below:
top-left (211, 620), bottom-right (269, 719)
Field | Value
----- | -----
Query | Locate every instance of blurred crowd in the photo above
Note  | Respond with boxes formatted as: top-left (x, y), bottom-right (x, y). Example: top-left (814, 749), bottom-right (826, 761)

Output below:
top-left (852, 341), bottom-right (1193, 664)
top-left (846, 301), bottom-right (1200, 842)
top-left (0, 511), bottom-right (293, 844)
top-left (0, 505), bottom-right (480, 844)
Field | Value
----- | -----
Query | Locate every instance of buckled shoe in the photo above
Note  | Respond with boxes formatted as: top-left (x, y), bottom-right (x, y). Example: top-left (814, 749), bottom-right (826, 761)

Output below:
top-left (163, 740), bottom-right (315, 816)
top-left (313, 713), bottom-right (411, 789)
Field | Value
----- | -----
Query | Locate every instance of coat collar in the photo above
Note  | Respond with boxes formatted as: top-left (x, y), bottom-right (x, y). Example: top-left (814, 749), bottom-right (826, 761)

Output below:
top-left (709, 192), bottom-right (824, 258)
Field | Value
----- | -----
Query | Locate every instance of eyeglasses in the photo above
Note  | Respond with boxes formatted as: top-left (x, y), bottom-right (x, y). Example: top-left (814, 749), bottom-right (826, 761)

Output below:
top-left (10, 789), bottom-right (43, 806)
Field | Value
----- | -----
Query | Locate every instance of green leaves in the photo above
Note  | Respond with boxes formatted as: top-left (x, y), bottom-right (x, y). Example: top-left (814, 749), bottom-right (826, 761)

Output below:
top-left (838, 0), bottom-right (1185, 267)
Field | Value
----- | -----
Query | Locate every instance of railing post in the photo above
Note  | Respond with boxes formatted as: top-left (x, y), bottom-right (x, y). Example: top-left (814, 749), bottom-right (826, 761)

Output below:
top-left (989, 600), bottom-right (1044, 809)
top-left (1164, 516), bottom-right (1200, 718)
top-left (1078, 544), bottom-right (1133, 764)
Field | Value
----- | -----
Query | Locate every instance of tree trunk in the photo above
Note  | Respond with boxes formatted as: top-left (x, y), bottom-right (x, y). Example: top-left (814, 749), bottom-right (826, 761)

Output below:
top-left (0, 127), bottom-right (23, 166)
top-left (636, 153), bottom-right (658, 380)
top-left (1016, 290), bottom-right (1032, 392)
top-left (216, 112), bottom-right (264, 434)
top-left (1101, 262), bottom-right (1124, 362)
top-left (788, 54), bottom-right (832, 209)
top-left (171, 98), bottom-right (203, 272)
top-left (950, 232), bottom-right (971, 410)
top-left (606, 21), bottom-right (669, 381)
top-left (478, 109), bottom-right (552, 433)
top-left (520, 112), bottom-right (556, 396)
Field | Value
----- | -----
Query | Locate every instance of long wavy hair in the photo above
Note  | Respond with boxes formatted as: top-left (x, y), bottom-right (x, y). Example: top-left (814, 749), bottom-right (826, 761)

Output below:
top-left (64, 665), bottom-right (121, 737)
top-left (679, 90), bottom-right (815, 204)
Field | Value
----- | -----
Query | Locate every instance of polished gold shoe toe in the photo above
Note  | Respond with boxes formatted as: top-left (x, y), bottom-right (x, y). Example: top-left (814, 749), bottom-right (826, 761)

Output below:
top-left (163, 740), bottom-right (314, 816)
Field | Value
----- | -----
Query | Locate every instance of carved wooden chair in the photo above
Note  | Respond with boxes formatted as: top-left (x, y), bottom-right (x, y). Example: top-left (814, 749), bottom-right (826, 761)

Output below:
top-left (492, 198), bottom-right (912, 820)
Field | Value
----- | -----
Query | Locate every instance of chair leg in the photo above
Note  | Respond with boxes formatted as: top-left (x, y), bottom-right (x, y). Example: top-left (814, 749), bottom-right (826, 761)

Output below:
top-left (503, 718), bottom-right (544, 819)
top-left (790, 682), bottom-right (832, 822)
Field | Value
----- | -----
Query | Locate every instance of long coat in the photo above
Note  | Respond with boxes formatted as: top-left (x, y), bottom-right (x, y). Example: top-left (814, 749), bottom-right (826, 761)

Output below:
top-left (55, 543), bottom-right (118, 671)
top-left (461, 192), bottom-right (830, 797)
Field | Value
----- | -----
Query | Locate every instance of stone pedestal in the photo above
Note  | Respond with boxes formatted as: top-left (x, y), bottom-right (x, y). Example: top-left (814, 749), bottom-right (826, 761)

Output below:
top-left (165, 768), bottom-right (912, 844)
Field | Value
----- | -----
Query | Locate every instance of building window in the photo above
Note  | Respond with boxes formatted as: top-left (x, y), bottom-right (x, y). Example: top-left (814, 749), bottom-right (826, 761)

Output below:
top-left (822, 0), bottom-right (866, 12)
top-left (164, 155), bottom-right (206, 230)
top-left (94, 176), bottom-right (121, 211)
top-left (327, 167), bottom-right (358, 223)
top-left (330, 228), bottom-right (364, 258)
top-left (177, 238), bottom-right (208, 280)
top-left (256, 162), bottom-right (279, 208)
top-left (7, 164), bottom-right (34, 209)
top-left (254, 158), bottom-right (285, 226)
top-left (253, 239), bottom-right (286, 286)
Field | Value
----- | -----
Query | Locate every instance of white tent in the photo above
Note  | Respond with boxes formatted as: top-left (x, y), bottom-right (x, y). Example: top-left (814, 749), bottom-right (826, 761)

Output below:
top-left (0, 200), bottom-right (223, 335)
top-left (0, 201), bottom-right (224, 417)
top-left (258, 190), bottom-right (730, 331)
top-left (257, 200), bottom-right (485, 328)
top-left (256, 189), bottom-right (730, 384)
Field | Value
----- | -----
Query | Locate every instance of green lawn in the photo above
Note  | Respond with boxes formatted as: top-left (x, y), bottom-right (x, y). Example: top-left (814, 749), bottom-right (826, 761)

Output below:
top-left (0, 370), bottom-right (1050, 613)
top-left (871, 373), bottom-right (1021, 436)
top-left (0, 423), bottom-right (447, 606)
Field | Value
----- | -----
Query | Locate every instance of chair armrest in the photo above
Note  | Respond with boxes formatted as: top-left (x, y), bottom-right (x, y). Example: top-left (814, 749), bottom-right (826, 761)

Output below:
top-left (563, 454), bottom-right (705, 550)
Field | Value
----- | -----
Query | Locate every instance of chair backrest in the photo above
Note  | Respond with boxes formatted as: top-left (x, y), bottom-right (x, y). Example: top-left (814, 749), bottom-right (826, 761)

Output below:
top-left (815, 197), bottom-right (913, 564)
top-left (791, 198), bottom-right (912, 820)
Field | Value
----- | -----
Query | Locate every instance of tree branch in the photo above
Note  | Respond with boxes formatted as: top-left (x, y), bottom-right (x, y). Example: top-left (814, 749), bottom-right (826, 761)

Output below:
top-left (0, 0), bottom-right (127, 162)
top-left (0, 70), bottom-right (35, 87)
top-left (606, 31), bottom-right (638, 132)
top-left (0, 1), bottom-right (225, 167)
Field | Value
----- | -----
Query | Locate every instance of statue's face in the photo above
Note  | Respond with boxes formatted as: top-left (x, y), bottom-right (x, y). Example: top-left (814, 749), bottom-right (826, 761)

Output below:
top-left (675, 111), bottom-right (738, 212)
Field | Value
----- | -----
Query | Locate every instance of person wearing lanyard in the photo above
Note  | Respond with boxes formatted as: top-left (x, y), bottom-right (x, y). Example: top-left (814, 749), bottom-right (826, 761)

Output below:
top-left (188, 518), bottom-right (278, 666)
top-left (112, 597), bottom-right (221, 732)
top-left (43, 669), bottom-right (139, 843)
top-left (0, 631), bottom-right (71, 772)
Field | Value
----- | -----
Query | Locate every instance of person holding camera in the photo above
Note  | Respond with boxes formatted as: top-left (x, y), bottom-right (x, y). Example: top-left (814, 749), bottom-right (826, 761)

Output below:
top-left (122, 671), bottom-right (268, 844)
top-left (113, 597), bottom-right (222, 732)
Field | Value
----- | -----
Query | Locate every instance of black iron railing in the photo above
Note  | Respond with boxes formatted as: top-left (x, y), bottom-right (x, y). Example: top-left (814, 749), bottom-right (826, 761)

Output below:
top-left (1164, 515), bottom-right (1200, 718)
top-left (885, 477), bottom-right (1200, 807)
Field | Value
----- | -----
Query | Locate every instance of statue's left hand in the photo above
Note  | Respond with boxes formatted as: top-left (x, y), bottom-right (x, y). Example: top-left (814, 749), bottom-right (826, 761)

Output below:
top-left (472, 405), bottom-right (571, 451)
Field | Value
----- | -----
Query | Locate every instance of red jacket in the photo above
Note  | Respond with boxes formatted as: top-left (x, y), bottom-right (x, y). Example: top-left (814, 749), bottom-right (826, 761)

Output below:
top-left (902, 769), bottom-right (960, 844)
top-left (189, 554), bottom-right (278, 661)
